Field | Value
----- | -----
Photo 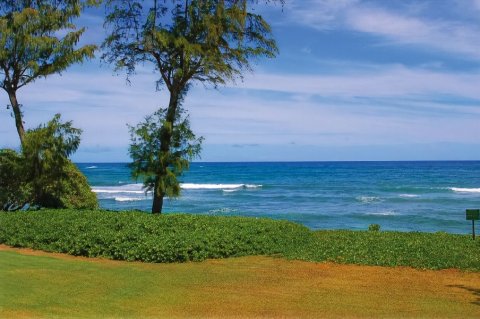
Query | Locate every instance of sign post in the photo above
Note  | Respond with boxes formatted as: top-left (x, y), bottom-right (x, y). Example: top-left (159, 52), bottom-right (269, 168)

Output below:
top-left (466, 209), bottom-right (479, 240)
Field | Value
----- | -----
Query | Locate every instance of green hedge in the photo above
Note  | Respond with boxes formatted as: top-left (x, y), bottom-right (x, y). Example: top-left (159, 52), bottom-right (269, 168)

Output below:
top-left (287, 230), bottom-right (480, 271)
top-left (1, 210), bottom-right (479, 270)
top-left (0, 210), bottom-right (312, 263)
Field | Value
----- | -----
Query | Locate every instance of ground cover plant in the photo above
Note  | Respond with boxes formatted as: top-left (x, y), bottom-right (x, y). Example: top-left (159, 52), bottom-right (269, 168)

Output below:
top-left (0, 209), bottom-right (479, 270)
top-left (0, 210), bottom-right (312, 263)
top-left (289, 230), bottom-right (480, 271)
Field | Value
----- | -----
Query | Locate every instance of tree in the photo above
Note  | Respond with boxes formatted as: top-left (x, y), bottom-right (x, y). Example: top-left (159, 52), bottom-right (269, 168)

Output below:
top-left (103, 0), bottom-right (279, 213)
top-left (0, 0), bottom-right (98, 146)
top-left (129, 106), bottom-right (203, 212)
top-left (0, 114), bottom-right (98, 210)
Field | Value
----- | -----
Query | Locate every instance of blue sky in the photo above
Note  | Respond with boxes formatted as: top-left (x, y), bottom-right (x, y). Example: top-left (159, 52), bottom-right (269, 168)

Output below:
top-left (2, 0), bottom-right (480, 162)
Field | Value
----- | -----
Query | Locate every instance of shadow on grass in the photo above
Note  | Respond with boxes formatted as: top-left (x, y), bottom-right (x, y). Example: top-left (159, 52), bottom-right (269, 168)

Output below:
top-left (448, 285), bottom-right (480, 306)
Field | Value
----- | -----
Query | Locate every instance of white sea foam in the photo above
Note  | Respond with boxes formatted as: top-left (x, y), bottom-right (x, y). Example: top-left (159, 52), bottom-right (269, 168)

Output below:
top-left (86, 166), bottom-right (97, 169)
top-left (399, 194), bottom-right (419, 198)
top-left (367, 211), bottom-right (397, 216)
top-left (93, 183), bottom-right (262, 195)
top-left (356, 196), bottom-right (381, 203)
top-left (92, 183), bottom-right (146, 194)
top-left (181, 183), bottom-right (243, 189)
top-left (180, 183), bottom-right (262, 190)
top-left (208, 208), bottom-right (237, 214)
top-left (114, 196), bottom-right (146, 202)
top-left (223, 189), bottom-right (239, 193)
top-left (451, 187), bottom-right (480, 193)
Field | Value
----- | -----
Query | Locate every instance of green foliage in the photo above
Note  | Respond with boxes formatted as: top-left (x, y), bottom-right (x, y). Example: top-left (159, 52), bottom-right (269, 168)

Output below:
top-left (1, 210), bottom-right (479, 270)
top-left (103, 0), bottom-right (279, 88)
top-left (368, 224), bottom-right (381, 232)
top-left (103, 1), bottom-right (280, 213)
top-left (0, 210), bottom-right (312, 263)
top-left (49, 161), bottom-right (99, 209)
top-left (0, 149), bottom-right (32, 208)
top-left (0, 114), bottom-right (98, 210)
top-left (0, 1), bottom-right (96, 89)
top-left (129, 107), bottom-right (203, 199)
top-left (0, 0), bottom-right (97, 143)
top-left (286, 230), bottom-right (480, 271)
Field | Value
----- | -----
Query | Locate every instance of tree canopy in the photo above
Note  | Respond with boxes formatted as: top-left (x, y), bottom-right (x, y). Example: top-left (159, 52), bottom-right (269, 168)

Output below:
top-left (103, 0), bottom-right (280, 213)
top-left (129, 106), bottom-right (203, 212)
top-left (103, 0), bottom-right (279, 89)
top-left (0, 0), bottom-right (98, 145)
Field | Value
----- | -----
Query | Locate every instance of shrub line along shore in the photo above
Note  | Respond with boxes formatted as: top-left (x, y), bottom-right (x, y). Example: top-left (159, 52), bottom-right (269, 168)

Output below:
top-left (1, 209), bottom-right (479, 271)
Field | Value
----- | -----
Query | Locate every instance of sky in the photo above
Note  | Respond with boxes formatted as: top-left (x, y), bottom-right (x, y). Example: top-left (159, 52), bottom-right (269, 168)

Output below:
top-left (2, 0), bottom-right (480, 162)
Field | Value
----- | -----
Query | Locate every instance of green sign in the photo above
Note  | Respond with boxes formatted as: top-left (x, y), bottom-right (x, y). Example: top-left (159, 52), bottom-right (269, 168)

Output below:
top-left (466, 209), bottom-right (480, 221)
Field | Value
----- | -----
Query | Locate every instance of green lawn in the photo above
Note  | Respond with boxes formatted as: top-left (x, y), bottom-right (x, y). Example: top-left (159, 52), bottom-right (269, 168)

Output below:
top-left (1, 248), bottom-right (480, 318)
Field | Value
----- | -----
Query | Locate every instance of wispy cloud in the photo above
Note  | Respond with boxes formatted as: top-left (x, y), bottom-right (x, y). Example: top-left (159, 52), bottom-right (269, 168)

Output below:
top-left (237, 65), bottom-right (480, 102)
top-left (289, 0), bottom-right (480, 60)
top-left (2, 61), bottom-right (480, 153)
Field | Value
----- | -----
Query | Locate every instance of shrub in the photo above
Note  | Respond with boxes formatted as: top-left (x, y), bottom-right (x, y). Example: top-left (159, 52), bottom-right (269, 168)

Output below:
top-left (0, 149), bottom-right (31, 209)
top-left (1, 210), bottom-right (478, 270)
top-left (285, 230), bottom-right (480, 271)
top-left (368, 224), bottom-right (381, 232)
top-left (0, 210), bottom-right (312, 263)
top-left (0, 115), bottom-right (98, 210)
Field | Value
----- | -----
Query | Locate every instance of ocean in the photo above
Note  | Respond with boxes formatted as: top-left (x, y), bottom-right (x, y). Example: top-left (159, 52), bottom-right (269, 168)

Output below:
top-left (78, 161), bottom-right (480, 234)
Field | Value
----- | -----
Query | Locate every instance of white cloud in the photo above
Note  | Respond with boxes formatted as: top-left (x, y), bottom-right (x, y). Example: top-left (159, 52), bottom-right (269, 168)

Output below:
top-left (3, 62), bottom-right (480, 153)
top-left (346, 7), bottom-right (480, 59)
top-left (290, 0), bottom-right (480, 60)
top-left (235, 65), bottom-right (480, 101)
top-left (287, 0), bottom-right (358, 29)
top-left (473, 0), bottom-right (480, 10)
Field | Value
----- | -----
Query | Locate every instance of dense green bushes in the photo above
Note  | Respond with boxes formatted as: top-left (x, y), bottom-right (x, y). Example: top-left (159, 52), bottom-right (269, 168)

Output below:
top-left (0, 115), bottom-right (98, 210)
top-left (287, 230), bottom-right (480, 271)
top-left (0, 210), bottom-right (311, 262)
top-left (0, 210), bottom-right (479, 270)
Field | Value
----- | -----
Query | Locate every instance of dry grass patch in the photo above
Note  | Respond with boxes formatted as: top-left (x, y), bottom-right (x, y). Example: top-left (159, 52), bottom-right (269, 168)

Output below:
top-left (1, 246), bottom-right (479, 318)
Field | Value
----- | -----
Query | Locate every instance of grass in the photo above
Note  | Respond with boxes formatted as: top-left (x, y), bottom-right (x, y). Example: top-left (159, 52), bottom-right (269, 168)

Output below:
top-left (1, 248), bottom-right (480, 318)
top-left (1, 209), bottom-right (480, 270)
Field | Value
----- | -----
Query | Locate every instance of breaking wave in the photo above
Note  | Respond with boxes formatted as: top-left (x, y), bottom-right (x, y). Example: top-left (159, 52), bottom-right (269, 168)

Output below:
top-left (451, 187), bottom-right (480, 193)
top-left (180, 183), bottom-right (262, 190)
top-left (356, 196), bottom-right (381, 204)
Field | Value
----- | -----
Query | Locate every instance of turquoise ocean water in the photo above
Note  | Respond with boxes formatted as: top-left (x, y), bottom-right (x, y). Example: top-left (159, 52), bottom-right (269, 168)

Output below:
top-left (78, 161), bottom-right (480, 234)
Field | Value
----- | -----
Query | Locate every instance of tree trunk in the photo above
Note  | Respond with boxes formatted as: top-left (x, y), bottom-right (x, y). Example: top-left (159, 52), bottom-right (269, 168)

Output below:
top-left (7, 90), bottom-right (25, 146)
top-left (151, 179), bottom-right (164, 214)
top-left (151, 90), bottom-right (180, 214)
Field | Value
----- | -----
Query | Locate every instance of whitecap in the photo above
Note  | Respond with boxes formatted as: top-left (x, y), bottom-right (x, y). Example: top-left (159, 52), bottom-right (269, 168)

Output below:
top-left (223, 189), bottom-right (239, 193)
top-left (399, 194), bottom-right (419, 198)
top-left (208, 208), bottom-right (237, 214)
top-left (92, 183), bottom-right (147, 194)
top-left (180, 183), bottom-right (243, 189)
top-left (356, 196), bottom-right (381, 203)
top-left (451, 187), bottom-right (480, 193)
top-left (180, 183), bottom-right (262, 190)
top-left (86, 166), bottom-right (97, 169)
top-left (366, 211), bottom-right (397, 216)
top-left (114, 196), bottom-right (145, 202)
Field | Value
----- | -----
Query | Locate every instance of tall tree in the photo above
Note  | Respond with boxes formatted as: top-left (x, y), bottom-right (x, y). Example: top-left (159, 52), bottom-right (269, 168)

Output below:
top-left (129, 106), bottom-right (203, 212)
top-left (0, 0), bottom-right (98, 146)
top-left (103, 0), bottom-right (280, 213)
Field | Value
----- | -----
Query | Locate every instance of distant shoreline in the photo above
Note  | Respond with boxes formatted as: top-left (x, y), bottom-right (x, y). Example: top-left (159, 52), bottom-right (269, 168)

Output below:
top-left (75, 159), bottom-right (480, 164)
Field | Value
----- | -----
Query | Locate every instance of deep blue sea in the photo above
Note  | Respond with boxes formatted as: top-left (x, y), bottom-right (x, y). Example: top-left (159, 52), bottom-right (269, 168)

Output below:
top-left (78, 161), bottom-right (480, 234)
